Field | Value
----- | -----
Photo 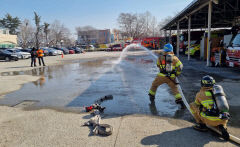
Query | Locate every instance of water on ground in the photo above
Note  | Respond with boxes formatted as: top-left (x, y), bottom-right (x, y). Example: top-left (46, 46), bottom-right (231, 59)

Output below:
top-left (0, 49), bottom-right (180, 116)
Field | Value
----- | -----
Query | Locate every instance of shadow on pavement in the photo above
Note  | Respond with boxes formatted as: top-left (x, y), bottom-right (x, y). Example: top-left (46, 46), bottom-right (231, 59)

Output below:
top-left (141, 127), bottom-right (227, 147)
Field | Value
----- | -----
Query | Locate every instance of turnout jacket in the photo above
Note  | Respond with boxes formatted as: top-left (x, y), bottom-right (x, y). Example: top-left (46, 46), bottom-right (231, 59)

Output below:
top-left (156, 52), bottom-right (183, 79)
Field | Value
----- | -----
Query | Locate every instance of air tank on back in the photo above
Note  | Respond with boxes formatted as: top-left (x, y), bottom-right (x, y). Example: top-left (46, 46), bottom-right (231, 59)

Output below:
top-left (212, 85), bottom-right (229, 113)
top-left (165, 54), bottom-right (173, 73)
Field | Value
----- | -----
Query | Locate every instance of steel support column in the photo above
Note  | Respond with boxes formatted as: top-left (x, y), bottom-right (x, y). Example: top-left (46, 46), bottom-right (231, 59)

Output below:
top-left (188, 16), bottom-right (191, 61)
top-left (169, 30), bottom-right (172, 43)
top-left (207, 1), bottom-right (212, 66)
top-left (164, 30), bottom-right (167, 44)
top-left (177, 21), bottom-right (180, 57)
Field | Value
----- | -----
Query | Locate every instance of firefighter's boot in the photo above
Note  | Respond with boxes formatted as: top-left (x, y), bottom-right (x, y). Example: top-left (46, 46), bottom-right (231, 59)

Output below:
top-left (219, 125), bottom-right (229, 141)
top-left (148, 93), bottom-right (155, 102)
top-left (193, 123), bottom-right (208, 132)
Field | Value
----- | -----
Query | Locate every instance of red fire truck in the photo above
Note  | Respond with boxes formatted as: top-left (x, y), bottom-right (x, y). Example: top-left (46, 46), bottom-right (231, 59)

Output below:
top-left (226, 33), bottom-right (240, 67)
top-left (141, 37), bottom-right (163, 49)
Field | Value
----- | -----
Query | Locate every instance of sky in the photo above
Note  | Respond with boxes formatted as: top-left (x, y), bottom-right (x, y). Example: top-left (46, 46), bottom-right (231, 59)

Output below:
top-left (1, 0), bottom-right (193, 35)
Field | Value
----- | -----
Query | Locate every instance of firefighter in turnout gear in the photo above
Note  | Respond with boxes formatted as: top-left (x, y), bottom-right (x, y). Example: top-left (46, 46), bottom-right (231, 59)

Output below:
top-left (149, 43), bottom-right (185, 109)
top-left (190, 75), bottom-right (230, 141)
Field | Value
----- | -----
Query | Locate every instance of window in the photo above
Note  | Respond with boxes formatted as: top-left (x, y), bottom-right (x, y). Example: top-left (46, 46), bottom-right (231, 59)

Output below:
top-left (232, 34), bottom-right (240, 47)
top-left (2, 50), bottom-right (11, 54)
top-left (113, 44), bottom-right (120, 47)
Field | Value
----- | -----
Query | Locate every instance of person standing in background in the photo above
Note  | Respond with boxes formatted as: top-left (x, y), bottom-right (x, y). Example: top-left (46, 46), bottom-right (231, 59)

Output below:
top-left (37, 48), bottom-right (46, 66)
top-left (30, 47), bottom-right (37, 67)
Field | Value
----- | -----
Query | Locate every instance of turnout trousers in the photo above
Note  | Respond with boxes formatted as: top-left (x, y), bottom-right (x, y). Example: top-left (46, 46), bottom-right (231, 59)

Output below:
top-left (190, 102), bottom-right (228, 127)
top-left (149, 74), bottom-right (182, 101)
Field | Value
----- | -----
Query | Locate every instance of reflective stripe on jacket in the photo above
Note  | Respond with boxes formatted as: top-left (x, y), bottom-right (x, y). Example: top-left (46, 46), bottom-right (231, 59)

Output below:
top-left (156, 53), bottom-right (183, 77)
top-left (194, 87), bottom-right (216, 114)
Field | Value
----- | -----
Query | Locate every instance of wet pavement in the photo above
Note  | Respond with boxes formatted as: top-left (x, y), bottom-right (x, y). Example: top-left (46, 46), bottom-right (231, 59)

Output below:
top-left (1, 50), bottom-right (240, 137)
top-left (0, 52), bottom-right (180, 117)
top-left (178, 55), bottom-right (240, 137)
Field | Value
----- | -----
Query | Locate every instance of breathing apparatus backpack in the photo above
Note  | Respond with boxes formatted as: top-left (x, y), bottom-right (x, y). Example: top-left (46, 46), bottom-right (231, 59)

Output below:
top-left (159, 54), bottom-right (174, 77)
top-left (208, 85), bottom-right (230, 119)
top-left (213, 85), bottom-right (229, 111)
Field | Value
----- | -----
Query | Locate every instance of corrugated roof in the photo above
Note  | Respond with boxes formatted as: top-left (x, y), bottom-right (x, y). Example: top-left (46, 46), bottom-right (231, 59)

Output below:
top-left (161, 0), bottom-right (240, 30)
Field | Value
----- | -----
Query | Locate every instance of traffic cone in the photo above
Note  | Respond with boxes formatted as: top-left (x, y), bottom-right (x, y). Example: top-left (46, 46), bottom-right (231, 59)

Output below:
top-left (61, 52), bottom-right (64, 58)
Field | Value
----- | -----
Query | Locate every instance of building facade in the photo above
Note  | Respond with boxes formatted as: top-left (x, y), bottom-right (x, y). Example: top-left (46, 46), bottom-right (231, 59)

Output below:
top-left (0, 28), bottom-right (17, 48)
top-left (77, 29), bottom-right (111, 45)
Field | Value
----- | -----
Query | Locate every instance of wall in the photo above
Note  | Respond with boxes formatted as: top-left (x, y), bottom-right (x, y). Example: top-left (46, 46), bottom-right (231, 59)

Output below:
top-left (77, 29), bottom-right (111, 44)
top-left (0, 33), bottom-right (17, 48)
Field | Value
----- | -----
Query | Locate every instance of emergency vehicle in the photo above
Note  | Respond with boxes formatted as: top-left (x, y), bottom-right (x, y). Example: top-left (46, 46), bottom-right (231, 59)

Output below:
top-left (141, 37), bottom-right (163, 49)
top-left (226, 33), bottom-right (240, 67)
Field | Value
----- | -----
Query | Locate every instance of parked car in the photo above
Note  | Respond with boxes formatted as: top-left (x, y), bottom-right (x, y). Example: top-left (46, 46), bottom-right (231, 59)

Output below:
top-left (21, 48), bottom-right (32, 53)
top-left (75, 47), bottom-right (83, 53)
top-left (68, 47), bottom-right (81, 54)
top-left (55, 49), bottom-right (63, 55)
top-left (78, 45), bottom-right (95, 52)
top-left (6, 49), bottom-right (21, 59)
top-left (68, 48), bottom-right (75, 54)
top-left (47, 48), bottom-right (58, 56)
top-left (185, 40), bottom-right (200, 56)
top-left (109, 44), bottom-right (123, 51)
top-left (7, 49), bottom-right (31, 59)
top-left (53, 47), bottom-right (69, 54)
top-left (0, 50), bottom-right (19, 61)
top-left (41, 48), bottom-right (49, 56)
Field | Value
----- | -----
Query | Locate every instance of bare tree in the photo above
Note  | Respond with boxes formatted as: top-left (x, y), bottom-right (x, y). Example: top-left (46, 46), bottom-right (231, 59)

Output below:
top-left (158, 16), bottom-right (173, 36)
top-left (117, 11), bottom-right (159, 38)
top-left (150, 16), bottom-right (157, 37)
top-left (132, 13), bottom-right (146, 38)
top-left (34, 12), bottom-right (41, 49)
top-left (117, 13), bottom-right (137, 38)
top-left (144, 11), bottom-right (152, 37)
top-left (43, 22), bottom-right (50, 47)
top-left (18, 19), bottom-right (35, 48)
top-left (48, 20), bottom-right (72, 47)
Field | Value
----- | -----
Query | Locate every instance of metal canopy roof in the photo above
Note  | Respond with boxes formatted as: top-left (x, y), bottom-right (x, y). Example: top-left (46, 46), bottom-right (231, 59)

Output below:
top-left (161, 0), bottom-right (240, 30)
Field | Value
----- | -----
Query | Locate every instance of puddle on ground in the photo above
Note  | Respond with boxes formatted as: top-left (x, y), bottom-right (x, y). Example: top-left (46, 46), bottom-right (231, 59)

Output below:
top-left (0, 52), bottom-right (180, 117)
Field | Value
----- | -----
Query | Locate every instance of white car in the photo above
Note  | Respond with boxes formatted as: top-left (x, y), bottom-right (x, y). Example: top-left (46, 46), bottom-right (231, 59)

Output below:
top-left (55, 49), bottom-right (63, 55)
top-left (7, 49), bottom-right (31, 59)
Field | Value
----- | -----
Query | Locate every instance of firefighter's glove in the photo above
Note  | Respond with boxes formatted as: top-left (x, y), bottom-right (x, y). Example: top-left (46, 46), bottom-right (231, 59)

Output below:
top-left (205, 109), bottom-right (219, 116)
top-left (220, 112), bottom-right (230, 120)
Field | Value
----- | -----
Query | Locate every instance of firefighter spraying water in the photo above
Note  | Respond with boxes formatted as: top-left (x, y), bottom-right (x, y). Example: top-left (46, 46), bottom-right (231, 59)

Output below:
top-left (149, 43), bottom-right (185, 109)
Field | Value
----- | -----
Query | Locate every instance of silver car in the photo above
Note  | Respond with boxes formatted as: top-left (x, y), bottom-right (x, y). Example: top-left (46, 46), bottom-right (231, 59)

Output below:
top-left (7, 49), bottom-right (31, 59)
top-left (47, 48), bottom-right (58, 56)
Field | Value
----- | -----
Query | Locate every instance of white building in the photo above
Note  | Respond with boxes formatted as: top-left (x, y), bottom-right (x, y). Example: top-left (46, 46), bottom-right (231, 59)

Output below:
top-left (77, 29), bottom-right (111, 44)
top-left (0, 28), bottom-right (17, 48)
